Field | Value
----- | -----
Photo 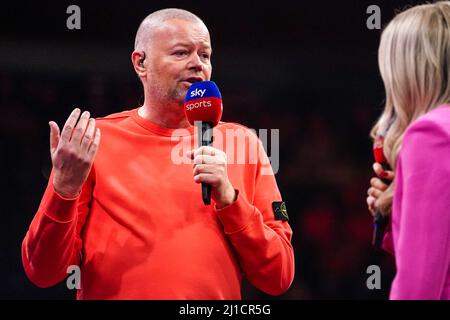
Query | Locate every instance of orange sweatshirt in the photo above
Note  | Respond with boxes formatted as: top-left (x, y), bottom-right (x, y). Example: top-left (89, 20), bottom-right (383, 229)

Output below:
top-left (22, 107), bottom-right (295, 299)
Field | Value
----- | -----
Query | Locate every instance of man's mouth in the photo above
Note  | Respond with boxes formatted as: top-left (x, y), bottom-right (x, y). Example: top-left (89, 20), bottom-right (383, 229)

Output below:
top-left (182, 77), bottom-right (203, 84)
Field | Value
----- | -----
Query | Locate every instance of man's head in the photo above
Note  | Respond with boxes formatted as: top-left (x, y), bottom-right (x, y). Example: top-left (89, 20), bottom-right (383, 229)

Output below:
top-left (132, 9), bottom-right (212, 105)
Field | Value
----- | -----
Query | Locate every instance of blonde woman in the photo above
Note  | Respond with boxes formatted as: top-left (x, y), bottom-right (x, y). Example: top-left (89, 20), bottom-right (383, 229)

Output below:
top-left (367, 1), bottom-right (450, 299)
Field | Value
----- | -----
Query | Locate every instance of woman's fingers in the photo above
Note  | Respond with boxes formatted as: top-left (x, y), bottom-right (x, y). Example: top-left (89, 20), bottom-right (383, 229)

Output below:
top-left (368, 187), bottom-right (382, 198)
top-left (373, 162), bottom-right (394, 180)
top-left (367, 195), bottom-right (376, 214)
top-left (370, 177), bottom-right (389, 191)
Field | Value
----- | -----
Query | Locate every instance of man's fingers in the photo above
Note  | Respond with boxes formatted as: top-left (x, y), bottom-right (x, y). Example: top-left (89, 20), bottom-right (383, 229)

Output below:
top-left (71, 111), bottom-right (91, 144)
top-left (81, 118), bottom-right (96, 152)
top-left (192, 146), bottom-right (220, 158)
top-left (49, 121), bottom-right (60, 155)
top-left (193, 154), bottom-right (224, 165)
top-left (88, 128), bottom-right (101, 157)
top-left (193, 173), bottom-right (217, 185)
top-left (60, 108), bottom-right (81, 142)
top-left (193, 164), bottom-right (219, 176)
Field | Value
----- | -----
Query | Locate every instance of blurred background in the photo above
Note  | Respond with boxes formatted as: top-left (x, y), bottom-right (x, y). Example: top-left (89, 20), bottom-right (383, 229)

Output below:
top-left (1, 0), bottom-right (425, 299)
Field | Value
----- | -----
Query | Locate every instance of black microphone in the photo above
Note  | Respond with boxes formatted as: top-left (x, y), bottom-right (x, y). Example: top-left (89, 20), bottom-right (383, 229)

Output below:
top-left (199, 122), bottom-right (213, 204)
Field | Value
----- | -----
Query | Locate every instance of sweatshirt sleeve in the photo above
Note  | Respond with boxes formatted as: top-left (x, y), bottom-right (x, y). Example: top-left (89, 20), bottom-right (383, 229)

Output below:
top-left (390, 119), bottom-right (450, 299)
top-left (21, 167), bottom-right (95, 288)
top-left (215, 138), bottom-right (295, 296)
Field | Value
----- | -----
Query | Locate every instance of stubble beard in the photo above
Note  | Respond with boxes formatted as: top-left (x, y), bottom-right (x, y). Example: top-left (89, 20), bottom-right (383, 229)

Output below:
top-left (147, 68), bottom-right (185, 105)
top-left (151, 81), bottom-right (188, 107)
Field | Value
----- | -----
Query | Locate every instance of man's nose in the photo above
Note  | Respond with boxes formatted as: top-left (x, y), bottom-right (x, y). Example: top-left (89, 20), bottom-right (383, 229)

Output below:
top-left (186, 53), bottom-right (203, 72)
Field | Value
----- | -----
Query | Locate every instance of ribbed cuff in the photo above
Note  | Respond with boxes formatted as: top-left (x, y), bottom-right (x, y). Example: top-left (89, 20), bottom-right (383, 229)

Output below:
top-left (41, 184), bottom-right (79, 223)
top-left (215, 189), bottom-right (257, 234)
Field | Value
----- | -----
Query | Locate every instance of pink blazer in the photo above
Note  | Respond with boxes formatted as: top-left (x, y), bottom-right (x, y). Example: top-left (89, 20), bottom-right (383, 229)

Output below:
top-left (386, 105), bottom-right (450, 299)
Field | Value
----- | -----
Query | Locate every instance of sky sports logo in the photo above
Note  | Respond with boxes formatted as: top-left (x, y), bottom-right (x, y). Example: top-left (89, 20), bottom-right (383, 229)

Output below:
top-left (185, 99), bottom-right (213, 111)
top-left (189, 88), bottom-right (207, 98)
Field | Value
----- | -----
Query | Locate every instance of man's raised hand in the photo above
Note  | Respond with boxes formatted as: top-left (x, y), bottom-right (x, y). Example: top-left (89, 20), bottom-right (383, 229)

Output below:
top-left (49, 108), bottom-right (101, 198)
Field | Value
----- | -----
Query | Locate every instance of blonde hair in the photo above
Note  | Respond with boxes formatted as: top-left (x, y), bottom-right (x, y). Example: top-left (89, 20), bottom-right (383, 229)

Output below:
top-left (371, 1), bottom-right (450, 215)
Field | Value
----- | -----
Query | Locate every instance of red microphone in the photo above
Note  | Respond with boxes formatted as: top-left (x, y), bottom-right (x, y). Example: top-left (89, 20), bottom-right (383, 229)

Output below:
top-left (184, 81), bottom-right (223, 205)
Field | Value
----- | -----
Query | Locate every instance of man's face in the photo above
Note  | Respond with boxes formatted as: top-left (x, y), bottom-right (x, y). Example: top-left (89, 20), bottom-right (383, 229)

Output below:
top-left (144, 19), bottom-right (212, 104)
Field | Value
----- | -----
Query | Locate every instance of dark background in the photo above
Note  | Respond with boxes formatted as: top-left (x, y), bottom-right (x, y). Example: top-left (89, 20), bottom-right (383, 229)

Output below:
top-left (0, 0), bottom-right (425, 299)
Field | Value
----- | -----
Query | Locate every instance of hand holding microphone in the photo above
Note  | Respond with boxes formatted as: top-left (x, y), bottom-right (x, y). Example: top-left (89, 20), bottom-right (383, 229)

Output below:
top-left (367, 163), bottom-right (394, 215)
top-left (184, 81), bottom-right (236, 207)
top-left (186, 146), bottom-right (236, 209)
top-left (368, 136), bottom-right (395, 250)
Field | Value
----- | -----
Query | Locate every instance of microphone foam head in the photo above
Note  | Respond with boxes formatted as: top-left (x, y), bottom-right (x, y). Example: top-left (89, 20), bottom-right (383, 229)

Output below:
top-left (373, 136), bottom-right (387, 164)
top-left (184, 80), bottom-right (223, 127)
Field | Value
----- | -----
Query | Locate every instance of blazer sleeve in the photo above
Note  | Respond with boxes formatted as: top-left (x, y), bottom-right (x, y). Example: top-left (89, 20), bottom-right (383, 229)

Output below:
top-left (390, 119), bottom-right (450, 299)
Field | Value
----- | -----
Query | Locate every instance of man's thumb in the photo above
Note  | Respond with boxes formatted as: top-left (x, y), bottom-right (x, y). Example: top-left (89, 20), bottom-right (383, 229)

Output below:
top-left (49, 121), bottom-right (60, 154)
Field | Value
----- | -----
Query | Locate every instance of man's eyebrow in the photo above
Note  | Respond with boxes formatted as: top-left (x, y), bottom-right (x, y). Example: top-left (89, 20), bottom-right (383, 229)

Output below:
top-left (169, 42), bottom-right (212, 50)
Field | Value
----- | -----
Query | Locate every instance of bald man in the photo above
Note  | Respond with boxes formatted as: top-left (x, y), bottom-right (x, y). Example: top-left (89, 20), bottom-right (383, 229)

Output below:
top-left (22, 8), bottom-right (295, 299)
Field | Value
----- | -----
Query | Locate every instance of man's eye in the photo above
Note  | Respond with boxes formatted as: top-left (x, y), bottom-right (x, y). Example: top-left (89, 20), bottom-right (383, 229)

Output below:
top-left (174, 51), bottom-right (188, 57)
top-left (201, 53), bottom-right (210, 60)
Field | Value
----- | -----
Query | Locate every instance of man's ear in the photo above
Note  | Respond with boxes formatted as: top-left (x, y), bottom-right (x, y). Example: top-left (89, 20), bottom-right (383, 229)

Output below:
top-left (131, 51), bottom-right (146, 77)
